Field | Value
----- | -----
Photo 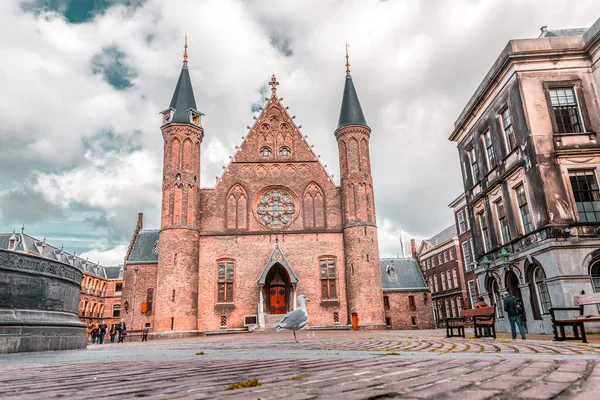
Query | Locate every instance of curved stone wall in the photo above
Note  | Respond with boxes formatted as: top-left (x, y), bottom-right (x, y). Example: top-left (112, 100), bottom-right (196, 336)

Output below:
top-left (0, 249), bottom-right (87, 353)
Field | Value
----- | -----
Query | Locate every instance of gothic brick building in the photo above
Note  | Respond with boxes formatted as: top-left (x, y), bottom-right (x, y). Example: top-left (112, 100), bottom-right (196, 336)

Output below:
top-left (121, 48), bottom-right (392, 334)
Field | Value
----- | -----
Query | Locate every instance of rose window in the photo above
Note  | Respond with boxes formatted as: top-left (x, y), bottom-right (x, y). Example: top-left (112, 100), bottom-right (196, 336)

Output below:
top-left (256, 188), bottom-right (297, 227)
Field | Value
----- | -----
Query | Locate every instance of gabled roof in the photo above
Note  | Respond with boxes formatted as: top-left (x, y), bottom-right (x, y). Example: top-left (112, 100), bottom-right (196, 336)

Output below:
top-left (126, 230), bottom-right (159, 264)
top-left (257, 241), bottom-right (298, 285)
top-left (424, 225), bottom-right (457, 247)
top-left (380, 258), bottom-right (428, 292)
top-left (337, 72), bottom-right (368, 129)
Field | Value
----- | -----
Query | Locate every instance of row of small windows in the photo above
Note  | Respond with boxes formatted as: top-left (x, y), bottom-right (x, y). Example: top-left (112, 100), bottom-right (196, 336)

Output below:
top-left (423, 248), bottom-right (455, 270)
top-left (260, 146), bottom-right (292, 158)
top-left (465, 86), bottom-right (587, 185)
top-left (434, 297), bottom-right (464, 322)
top-left (428, 268), bottom-right (460, 294)
top-left (383, 295), bottom-right (419, 310)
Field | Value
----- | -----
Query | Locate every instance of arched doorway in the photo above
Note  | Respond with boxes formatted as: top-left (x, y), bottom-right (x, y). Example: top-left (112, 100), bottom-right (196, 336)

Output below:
top-left (265, 263), bottom-right (290, 315)
top-left (486, 276), bottom-right (504, 319)
top-left (506, 269), bottom-right (527, 328)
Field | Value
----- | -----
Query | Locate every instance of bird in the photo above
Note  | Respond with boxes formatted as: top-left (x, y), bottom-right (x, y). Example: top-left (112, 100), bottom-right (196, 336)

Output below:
top-left (275, 295), bottom-right (308, 343)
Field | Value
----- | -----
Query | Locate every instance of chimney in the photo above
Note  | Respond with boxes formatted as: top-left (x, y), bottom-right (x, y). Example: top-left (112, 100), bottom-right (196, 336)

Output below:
top-left (137, 212), bottom-right (143, 230)
top-left (410, 239), bottom-right (417, 259)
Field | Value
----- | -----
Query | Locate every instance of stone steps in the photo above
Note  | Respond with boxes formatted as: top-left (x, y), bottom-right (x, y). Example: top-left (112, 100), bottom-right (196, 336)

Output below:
top-left (259, 314), bottom-right (285, 331)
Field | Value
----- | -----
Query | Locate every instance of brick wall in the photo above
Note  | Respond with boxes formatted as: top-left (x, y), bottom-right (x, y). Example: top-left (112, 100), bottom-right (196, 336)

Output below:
top-left (383, 291), bottom-right (435, 330)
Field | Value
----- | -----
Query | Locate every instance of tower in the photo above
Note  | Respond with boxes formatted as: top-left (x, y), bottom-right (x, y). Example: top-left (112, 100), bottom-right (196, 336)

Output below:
top-left (336, 55), bottom-right (385, 328)
top-left (155, 38), bottom-right (204, 332)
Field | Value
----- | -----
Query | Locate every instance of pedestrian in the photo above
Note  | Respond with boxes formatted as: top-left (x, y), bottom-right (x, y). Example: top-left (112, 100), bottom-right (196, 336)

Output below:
top-left (503, 292), bottom-right (526, 340)
top-left (109, 325), bottom-right (117, 343)
top-left (474, 296), bottom-right (491, 336)
top-left (117, 318), bottom-right (127, 343)
top-left (90, 326), bottom-right (98, 344)
top-left (98, 320), bottom-right (108, 344)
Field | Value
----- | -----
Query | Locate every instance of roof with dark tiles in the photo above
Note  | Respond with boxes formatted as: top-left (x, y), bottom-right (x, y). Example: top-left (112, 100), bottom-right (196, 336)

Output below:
top-left (337, 72), bottom-right (368, 129)
top-left (423, 225), bottom-right (457, 247)
top-left (126, 230), bottom-right (160, 264)
top-left (0, 231), bottom-right (122, 280)
top-left (380, 258), bottom-right (428, 292)
top-left (168, 64), bottom-right (198, 124)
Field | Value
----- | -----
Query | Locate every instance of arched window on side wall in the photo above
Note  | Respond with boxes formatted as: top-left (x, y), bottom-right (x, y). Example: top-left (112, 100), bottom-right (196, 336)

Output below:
top-left (533, 266), bottom-right (551, 314)
top-left (591, 260), bottom-right (600, 293)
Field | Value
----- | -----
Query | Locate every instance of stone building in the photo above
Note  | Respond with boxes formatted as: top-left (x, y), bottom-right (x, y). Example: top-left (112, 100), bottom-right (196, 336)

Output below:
top-left (121, 46), bottom-right (397, 334)
top-left (448, 19), bottom-right (600, 334)
top-left (417, 226), bottom-right (471, 327)
top-left (380, 258), bottom-right (435, 330)
top-left (449, 193), bottom-right (479, 309)
top-left (0, 231), bottom-right (123, 335)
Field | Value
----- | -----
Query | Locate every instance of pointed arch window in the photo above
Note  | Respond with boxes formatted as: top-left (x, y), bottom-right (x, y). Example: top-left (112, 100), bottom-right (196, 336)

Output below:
top-left (533, 266), bottom-right (551, 314)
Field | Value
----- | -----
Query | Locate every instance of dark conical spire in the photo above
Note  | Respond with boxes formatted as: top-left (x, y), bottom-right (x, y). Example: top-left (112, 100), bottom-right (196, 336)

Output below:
top-left (168, 36), bottom-right (198, 124)
top-left (337, 72), bottom-right (368, 129)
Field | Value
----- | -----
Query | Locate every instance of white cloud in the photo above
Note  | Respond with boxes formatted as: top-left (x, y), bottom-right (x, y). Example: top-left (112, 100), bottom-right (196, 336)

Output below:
top-left (1, 0), bottom-right (599, 261)
top-left (80, 244), bottom-right (128, 266)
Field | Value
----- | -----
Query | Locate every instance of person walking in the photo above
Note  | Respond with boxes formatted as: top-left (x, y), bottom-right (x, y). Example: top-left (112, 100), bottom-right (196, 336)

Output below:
top-left (474, 296), bottom-right (492, 336)
top-left (98, 321), bottom-right (107, 344)
top-left (117, 319), bottom-right (127, 343)
top-left (109, 325), bottom-right (117, 343)
top-left (90, 326), bottom-right (98, 344)
top-left (503, 292), bottom-right (526, 340)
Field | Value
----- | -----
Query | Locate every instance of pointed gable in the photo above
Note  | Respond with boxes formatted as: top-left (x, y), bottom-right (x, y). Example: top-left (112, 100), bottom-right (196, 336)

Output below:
top-left (257, 240), bottom-right (298, 285)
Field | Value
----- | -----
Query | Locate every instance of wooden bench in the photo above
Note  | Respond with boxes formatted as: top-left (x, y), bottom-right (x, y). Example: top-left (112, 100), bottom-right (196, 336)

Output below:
top-left (119, 329), bottom-right (149, 342)
top-left (550, 293), bottom-right (600, 343)
top-left (446, 306), bottom-right (497, 339)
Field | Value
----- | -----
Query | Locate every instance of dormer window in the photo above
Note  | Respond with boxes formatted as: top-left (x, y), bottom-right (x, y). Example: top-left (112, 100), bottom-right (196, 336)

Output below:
top-left (189, 111), bottom-right (201, 126)
top-left (260, 146), bottom-right (272, 158)
top-left (162, 109), bottom-right (174, 125)
top-left (8, 238), bottom-right (16, 250)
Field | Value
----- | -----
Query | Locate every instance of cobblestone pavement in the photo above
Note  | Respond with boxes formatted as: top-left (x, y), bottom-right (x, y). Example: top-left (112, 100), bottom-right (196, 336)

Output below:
top-left (1, 331), bottom-right (599, 399)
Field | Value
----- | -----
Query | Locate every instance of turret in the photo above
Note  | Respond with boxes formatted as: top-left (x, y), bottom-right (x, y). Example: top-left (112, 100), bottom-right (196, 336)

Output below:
top-left (155, 38), bottom-right (202, 332)
top-left (336, 52), bottom-right (385, 328)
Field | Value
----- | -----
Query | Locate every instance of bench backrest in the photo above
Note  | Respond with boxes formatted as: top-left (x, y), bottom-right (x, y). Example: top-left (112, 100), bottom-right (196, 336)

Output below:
top-left (574, 293), bottom-right (600, 306)
top-left (461, 306), bottom-right (495, 317)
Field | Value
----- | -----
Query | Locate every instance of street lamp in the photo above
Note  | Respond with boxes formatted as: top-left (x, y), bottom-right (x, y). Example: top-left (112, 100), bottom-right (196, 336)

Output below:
top-left (481, 256), bottom-right (493, 270)
top-left (498, 247), bottom-right (510, 264)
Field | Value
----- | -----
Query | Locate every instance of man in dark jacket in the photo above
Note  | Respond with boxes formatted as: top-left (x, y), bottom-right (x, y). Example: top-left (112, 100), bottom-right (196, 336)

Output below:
top-left (98, 321), bottom-right (107, 344)
top-left (503, 292), bottom-right (526, 340)
top-left (117, 319), bottom-right (127, 343)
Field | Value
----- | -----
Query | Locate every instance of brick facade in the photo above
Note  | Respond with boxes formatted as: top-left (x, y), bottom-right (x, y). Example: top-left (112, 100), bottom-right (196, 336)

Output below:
top-left (383, 291), bottom-right (435, 330)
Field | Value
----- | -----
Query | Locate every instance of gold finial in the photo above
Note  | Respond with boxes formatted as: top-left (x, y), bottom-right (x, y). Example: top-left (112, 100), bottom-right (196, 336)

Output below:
top-left (269, 74), bottom-right (279, 93)
top-left (345, 42), bottom-right (350, 73)
top-left (183, 34), bottom-right (190, 64)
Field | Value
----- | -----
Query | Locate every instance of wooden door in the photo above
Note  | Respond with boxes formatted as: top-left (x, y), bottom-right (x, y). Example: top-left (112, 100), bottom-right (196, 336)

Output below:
top-left (269, 286), bottom-right (286, 314)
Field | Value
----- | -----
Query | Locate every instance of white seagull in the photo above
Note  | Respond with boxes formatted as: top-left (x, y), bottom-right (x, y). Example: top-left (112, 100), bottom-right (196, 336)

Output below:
top-left (275, 295), bottom-right (309, 343)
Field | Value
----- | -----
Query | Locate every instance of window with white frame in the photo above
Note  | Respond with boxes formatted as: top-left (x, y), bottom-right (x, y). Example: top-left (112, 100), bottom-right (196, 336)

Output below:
top-left (441, 273), bottom-right (447, 291)
top-left (568, 170), bottom-right (600, 222)
top-left (467, 280), bottom-right (477, 308)
top-left (443, 252), bottom-right (448, 263)
top-left (549, 87), bottom-right (584, 134)
top-left (469, 238), bottom-right (475, 262)
top-left (468, 147), bottom-right (478, 183)
top-left (452, 298), bottom-right (458, 317)
top-left (462, 241), bottom-right (471, 272)
top-left (438, 254), bottom-right (442, 264)
top-left (515, 184), bottom-right (533, 234)
top-left (534, 266), bottom-right (552, 314)
top-left (500, 106), bottom-right (517, 152)
top-left (445, 299), bottom-right (451, 319)
top-left (482, 130), bottom-right (496, 171)
top-left (434, 275), bottom-right (439, 292)
top-left (428, 277), bottom-right (434, 293)
top-left (457, 210), bottom-right (466, 234)
top-left (495, 199), bottom-right (510, 245)
top-left (446, 270), bottom-right (452, 289)
top-left (450, 248), bottom-right (454, 260)
top-left (478, 212), bottom-right (491, 252)
top-left (452, 268), bottom-right (458, 288)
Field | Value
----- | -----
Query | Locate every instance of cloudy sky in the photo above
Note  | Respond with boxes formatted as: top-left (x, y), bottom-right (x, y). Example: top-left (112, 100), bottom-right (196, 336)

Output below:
top-left (0, 0), bottom-right (598, 265)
